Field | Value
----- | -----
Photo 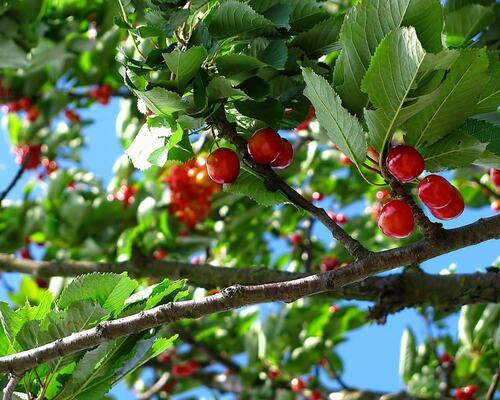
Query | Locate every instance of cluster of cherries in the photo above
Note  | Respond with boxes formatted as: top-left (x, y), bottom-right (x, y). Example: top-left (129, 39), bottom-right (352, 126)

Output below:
top-left (4, 97), bottom-right (40, 122)
top-left (490, 168), bottom-right (500, 211)
top-left (378, 145), bottom-right (465, 239)
top-left (206, 128), bottom-right (294, 184)
top-left (166, 157), bottom-right (220, 228)
top-left (90, 84), bottom-right (112, 105)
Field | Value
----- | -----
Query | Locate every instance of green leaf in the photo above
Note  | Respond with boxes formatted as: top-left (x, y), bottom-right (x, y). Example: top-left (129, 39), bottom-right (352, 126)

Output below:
top-left (302, 68), bottom-right (367, 167)
top-left (404, 49), bottom-right (489, 148)
top-left (333, 0), bottom-right (444, 115)
top-left (422, 132), bottom-right (487, 171)
top-left (445, 4), bottom-right (494, 44)
top-left (234, 99), bottom-right (284, 129)
top-left (126, 124), bottom-right (167, 171)
top-left (462, 118), bottom-right (500, 157)
top-left (208, 1), bottom-right (275, 38)
top-left (290, 16), bottom-right (343, 57)
top-left (458, 305), bottom-right (475, 349)
top-left (163, 46), bottom-right (208, 91)
top-left (399, 328), bottom-right (417, 384)
top-left (361, 27), bottom-right (426, 154)
top-left (0, 37), bottom-right (29, 68)
top-left (133, 87), bottom-right (185, 116)
top-left (225, 168), bottom-right (288, 207)
top-left (476, 51), bottom-right (500, 114)
top-left (257, 40), bottom-right (287, 69)
top-left (58, 273), bottom-right (138, 315)
top-left (207, 77), bottom-right (246, 100)
top-left (146, 279), bottom-right (187, 310)
top-left (262, 4), bottom-right (292, 29)
top-left (215, 54), bottom-right (265, 78)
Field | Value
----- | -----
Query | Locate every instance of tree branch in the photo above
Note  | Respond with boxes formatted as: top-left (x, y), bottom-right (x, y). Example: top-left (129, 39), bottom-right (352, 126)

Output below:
top-left (207, 112), bottom-right (370, 259)
top-left (3, 373), bottom-right (23, 400)
top-left (0, 214), bottom-right (498, 374)
top-left (1, 255), bottom-right (498, 312)
top-left (0, 157), bottom-right (30, 207)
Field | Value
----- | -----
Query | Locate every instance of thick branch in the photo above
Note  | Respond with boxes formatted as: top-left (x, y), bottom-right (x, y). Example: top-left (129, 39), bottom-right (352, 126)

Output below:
top-left (0, 255), bottom-right (498, 311)
top-left (0, 215), bottom-right (498, 374)
top-left (207, 113), bottom-right (370, 259)
top-left (3, 374), bottom-right (23, 400)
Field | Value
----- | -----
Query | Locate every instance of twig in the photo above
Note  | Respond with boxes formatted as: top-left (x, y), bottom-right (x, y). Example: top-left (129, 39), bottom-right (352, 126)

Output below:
top-left (0, 214), bottom-right (498, 374)
top-left (137, 372), bottom-right (170, 400)
top-left (486, 366), bottom-right (500, 400)
top-left (0, 156), bottom-right (30, 207)
top-left (207, 112), bottom-right (370, 259)
top-left (3, 373), bottom-right (23, 400)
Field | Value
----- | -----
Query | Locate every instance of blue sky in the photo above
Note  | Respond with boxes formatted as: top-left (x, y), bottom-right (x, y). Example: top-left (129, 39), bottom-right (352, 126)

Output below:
top-left (0, 99), bottom-right (498, 399)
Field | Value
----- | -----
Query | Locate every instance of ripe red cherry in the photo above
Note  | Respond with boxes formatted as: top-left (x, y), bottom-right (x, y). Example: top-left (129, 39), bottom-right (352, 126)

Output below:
top-left (429, 187), bottom-right (464, 220)
top-left (26, 106), bottom-right (40, 122)
top-left (206, 148), bottom-right (240, 184)
top-left (464, 385), bottom-right (476, 396)
top-left (267, 367), bottom-right (279, 380)
top-left (320, 256), bottom-right (340, 272)
top-left (247, 128), bottom-right (283, 164)
top-left (36, 278), bottom-right (48, 289)
top-left (386, 145), bottom-right (425, 182)
top-left (417, 175), bottom-right (455, 209)
top-left (153, 249), bottom-right (168, 260)
top-left (312, 192), bottom-right (324, 201)
top-left (376, 189), bottom-right (391, 202)
top-left (289, 233), bottom-right (302, 246)
top-left (335, 213), bottom-right (347, 224)
top-left (14, 144), bottom-right (42, 169)
top-left (160, 380), bottom-right (177, 394)
top-left (271, 138), bottom-right (293, 169)
top-left (491, 199), bottom-right (500, 212)
top-left (490, 168), bottom-right (500, 187)
top-left (18, 98), bottom-right (32, 110)
top-left (329, 304), bottom-right (339, 314)
top-left (309, 390), bottom-right (322, 400)
top-left (378, 199), bottom-right (414, 239)
top-left (439, 352), bottom-right (453, 364)
top-left (290, 377), bottom-right (305, 393)
top-left (19, 247), bottom-right (31, 259)
top-left (64, 109), bottom-right (81, 123)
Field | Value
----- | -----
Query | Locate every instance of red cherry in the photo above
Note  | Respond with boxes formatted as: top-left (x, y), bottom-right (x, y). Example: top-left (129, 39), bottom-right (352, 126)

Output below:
top-left (267, 368), bottom-right (279, 380)
top-left (206, 148), bottom-right (240, 184)
top-left (320, 256), bottom-right (340, 272)
top-left (386, 145), bottom-right (425, 182)
top-left (6, 101), bottom-right (21, 113)
top-left (64, 109), bottom-right (81, 123)
top-left (157, 350), bottom-right (175, 364)
top-left (14, 144), bottom-right (42, 169)
top-left (335, 213), bottom-right (347, 224)
top-left (289, 233), bottom-right (302, 246)
top-left (464, 385), bottom-right (476, 396)
top-left (100, 84), bottom-right (113, 96)
top-left (295, 105), bottom-right (315, 131)
top-left (439, 353), bottom-right (453, 364)
top-left (455, 388), bottom-right (467, 400)
top-left (160, 380), bottom-right (177, 394)
top-left (90, 87), bottom-right (101, 99)
top-left (97, 95), bottom-right (109, 105)
top-left (329, 304), bottom-right (339, 314)
top-left (186, 360), bottom-right (199, 372)
top-left (312, 192), bottom-right (324, 201)
top-left (491, 199), bottom-right (500, 212)
top-left (153, 249), bottom-right (168, 260)
top-left (247, 128), bottom-right (283, 164)
top-left (417, 175), bottom-right (455, 209)
top-left (19, 247), bottom-right (31, 259)
top-left (490, 168), bottom-right (500, 187)
top-left (376, 189), bottom-right (391, 202)
top-left (290, 377), bottom-right (305, 393)
top-left (271, 138), bottom-right (293, 169)
top-left (36, 278), bottom-right (48, 289)
top-left (367, 147), bottom-right (380, 163)
top-left (18, 98), bottom-right (32, 110)
top-left (42, 159), bottom-right (58, 175)
top-left (429, 187), bottom-right (464, 220)
top-left (309, 390), bottom-right (322, 400)
top-left (26, 106), bottom-right (40, 122)
top-left (378, 199), bottom-right (414, 239)
top-left (339, 153), bottom-right (352, 166)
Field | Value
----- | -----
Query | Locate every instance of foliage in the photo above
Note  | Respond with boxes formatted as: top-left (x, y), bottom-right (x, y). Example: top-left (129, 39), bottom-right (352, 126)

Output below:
top-left (0, 0), bottom-right (498, 398)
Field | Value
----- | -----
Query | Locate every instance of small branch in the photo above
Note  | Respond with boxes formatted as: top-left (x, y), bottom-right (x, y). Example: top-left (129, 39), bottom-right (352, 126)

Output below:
top-left (3, 373), bottom-right (23, 400)
top-left (486, 366), bottom-right (500, 400)
top-left (208, 112), bottom-right (370, 259)
top-left (136, 372), bottom-right (170, 400)
top-left (0, 156), bottom-right (30, 207)
top-left (0, 214), bottom-right (498, 374)
top-left (302, 218), bottom-right (315, 272)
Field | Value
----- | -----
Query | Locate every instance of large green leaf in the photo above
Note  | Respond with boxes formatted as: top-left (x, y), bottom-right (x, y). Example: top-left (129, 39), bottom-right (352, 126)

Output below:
top-left (208, 1), bottom-right (275, 38)
top-left (476, 51), bottom-right (500, 114)
top-left (163, 46), bottom-right (208, 91)
top-left (302, 68), bottom-right (367, 168)
top-left (445, 3), bottom-right (495, 44)
top-left (215, 54), bottom-right (265, 78)
top-left (421, 132), bottom-right (487, 171)
top-left (58, 273), bottom-right (138, 315)
top-left (234, 98), bottom-right (284, 128)
top-left (0, 37), bottom-right (29, 68)
top-left (290, 16), bottom-right (343, 57)
top-left (361, 27), bottom-right (426, 153)
top-left (207, 77), bottom-right (246, 100)
top-left (462, 118), bottom-right (500, 157)
top-left (133, 87), bottom-right (185, 116)
top-left (225, 168), bottom-right (288, 207)
top-left (403, 49), bottom-right (489, 148)
top-left (333, 0), bottom-right (443, 115)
